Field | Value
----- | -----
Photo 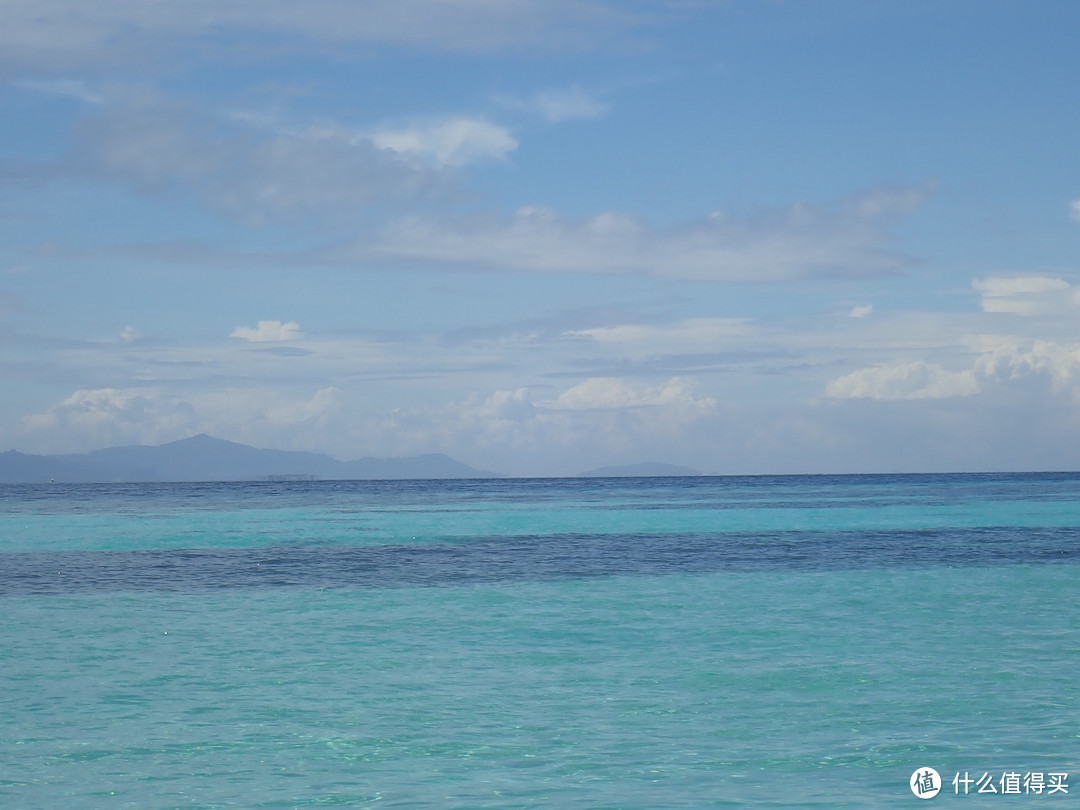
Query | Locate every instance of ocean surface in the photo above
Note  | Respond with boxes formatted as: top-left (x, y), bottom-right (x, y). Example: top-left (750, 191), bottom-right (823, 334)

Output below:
top-left (1, 473), bottom-right (1078, 808)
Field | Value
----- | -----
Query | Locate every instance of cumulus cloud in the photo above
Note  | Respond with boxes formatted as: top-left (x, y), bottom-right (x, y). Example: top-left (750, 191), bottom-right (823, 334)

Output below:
top-left (826, 361), bottom-right (979, 401)
top-left (827, 336), bottom-right (1080, 403)
top-left (230, 320), bottom-right (304, 342)
top-left (1070, 200), bottom-right (1080, 223)
top-left (355, 185), bottom-right (928, 281)
top-left (975, 340), bottom-right (1080, 392)
top-left (849, 304), bottom-right (873, 318)
top-left (371, 117), bottom-right (518, 166)
top-left (18, 388), bottom-right (197, 452)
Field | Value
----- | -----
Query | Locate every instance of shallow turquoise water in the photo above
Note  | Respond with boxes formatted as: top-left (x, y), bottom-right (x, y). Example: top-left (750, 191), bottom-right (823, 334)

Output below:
top-left (2, 475), bottom-right (1078, 807)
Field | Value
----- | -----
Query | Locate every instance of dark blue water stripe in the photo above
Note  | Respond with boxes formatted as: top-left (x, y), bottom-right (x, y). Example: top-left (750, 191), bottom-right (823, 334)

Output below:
top-left (1, 527), bottom-right (1077, 595)
top-left (4, 471), bottom-right (1080, 515)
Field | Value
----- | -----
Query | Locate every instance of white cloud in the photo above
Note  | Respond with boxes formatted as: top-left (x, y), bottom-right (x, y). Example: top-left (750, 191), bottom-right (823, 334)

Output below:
top-left (379, 377), bottom-right (720, 470)
top-left (15, 78), bottom-right (101, 103)
top-left (1070, 200), bottom-right (1080, 223)
top-left (0, 0), bottom-right (638, 71)
top-left (18, 388), bottom-right (196, 452)
top-left (498, 86), bottom-right (609, 123)
top-left (18, 326), bottom-right (1080, 471)
top-left (973, 276), bottom-right (1070, 297)
top-left (71, 91), bottom-right (449, 224)
top-left (826, 361), bottom-right (979, 401)
top-left (230, 320), bottom-right (304, 342)
top-left (46, 85), bottom-right (926, 277)
top-left (564, 318), bottom-right (755, 357)
top-left (356, 186), bottom-right (928, 281)
top-left (545, 376), bottom-right (716, 412)
top-left (16, 386), bottom-right (349, 454)
top-left (14, 377), bottom-right (718, 470)
top-left (849, 304), bottom-right (873, 318)
top-left (371, 117), bottom-right (518, 166)
top-left (827, 334), bottom-right (1080, 404)
top-left (975, 340), bottom-right (1080, 392)
top-left (119, 326), bottom-right (138, 342)
top-left (972, 275), bottom-right (1075, 315)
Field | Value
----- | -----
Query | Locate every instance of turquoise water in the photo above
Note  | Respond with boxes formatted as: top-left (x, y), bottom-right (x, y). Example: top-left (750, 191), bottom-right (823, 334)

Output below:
top-left (2, 475), bottom-right (1078, 807)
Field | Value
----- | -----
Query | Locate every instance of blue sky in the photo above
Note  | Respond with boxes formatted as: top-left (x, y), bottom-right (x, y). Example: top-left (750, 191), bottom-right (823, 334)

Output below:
top-left (2, 0), bottom-right (1079, 475)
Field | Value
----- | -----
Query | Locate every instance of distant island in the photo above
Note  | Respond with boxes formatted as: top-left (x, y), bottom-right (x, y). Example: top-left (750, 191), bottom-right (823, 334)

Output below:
top-left (0, 434), bottom-right (501, 483)
top-left (577, 462), bottom-right (702, 478)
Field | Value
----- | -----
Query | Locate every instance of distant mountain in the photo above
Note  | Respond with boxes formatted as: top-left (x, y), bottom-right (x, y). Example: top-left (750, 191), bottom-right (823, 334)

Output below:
top-left (578, 462), bottom-right (702, 478)
top-left (0, 435), bottom-right (501, 483)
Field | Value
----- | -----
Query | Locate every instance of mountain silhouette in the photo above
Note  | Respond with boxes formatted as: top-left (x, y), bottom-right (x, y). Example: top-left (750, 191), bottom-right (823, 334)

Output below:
top-left (0, 435), bottom-right (500, 483)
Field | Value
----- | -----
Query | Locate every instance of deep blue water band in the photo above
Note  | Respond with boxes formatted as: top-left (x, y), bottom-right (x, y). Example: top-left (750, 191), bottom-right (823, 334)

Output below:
top-left (3, 526), bottom-right (1077, 595)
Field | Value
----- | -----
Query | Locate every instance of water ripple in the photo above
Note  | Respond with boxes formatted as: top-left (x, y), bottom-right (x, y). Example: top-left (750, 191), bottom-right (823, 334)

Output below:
top-left (2, 526), bottom-right (1077, 595)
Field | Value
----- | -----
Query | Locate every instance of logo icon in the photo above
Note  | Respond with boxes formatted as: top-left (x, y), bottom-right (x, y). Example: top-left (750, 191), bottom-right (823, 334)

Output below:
top-left (911, 767), bottom-right (941, 799)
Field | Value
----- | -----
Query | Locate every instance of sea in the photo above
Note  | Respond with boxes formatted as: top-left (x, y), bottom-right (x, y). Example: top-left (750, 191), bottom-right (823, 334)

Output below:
top-left (1, 473), bottom-right (1078, 808)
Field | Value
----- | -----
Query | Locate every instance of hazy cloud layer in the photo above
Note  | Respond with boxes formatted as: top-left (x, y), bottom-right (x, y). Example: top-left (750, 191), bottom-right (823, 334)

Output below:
top-left (355, 187), bottom-right (928, 281)
top-left (16, 386), bottom-right (347, 454)
top-left (5, 3), bottom-right (1078, 474)
top-left (496, 86), bottom-right (610, 122)
top-left (13, 259), bottom-right (1080, 471)
top-left (68, 91), bottom-right (449, 224)
top-left (371, 117), bottom-right (518, 167)
top-left (0, 0), bottom-right (638, 72)
top-left (19, 338), bottom-right (1080, 473)
top-left (14, 77), bottom-right (930, 285)
top-left (564, 318), bottom-right (757, 359)
top-left (13, 376), bottom-right (716, 465)
top-left (49, 94), bottom-right (927, 281)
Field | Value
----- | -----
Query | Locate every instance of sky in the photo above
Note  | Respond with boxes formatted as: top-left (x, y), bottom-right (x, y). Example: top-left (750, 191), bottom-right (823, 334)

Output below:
top-left (1, 0), bottom-right (1079, 476)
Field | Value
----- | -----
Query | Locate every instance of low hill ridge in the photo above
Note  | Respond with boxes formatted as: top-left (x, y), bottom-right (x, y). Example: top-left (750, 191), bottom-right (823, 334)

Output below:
top-left (0, 436), bottom-right (500, 483)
